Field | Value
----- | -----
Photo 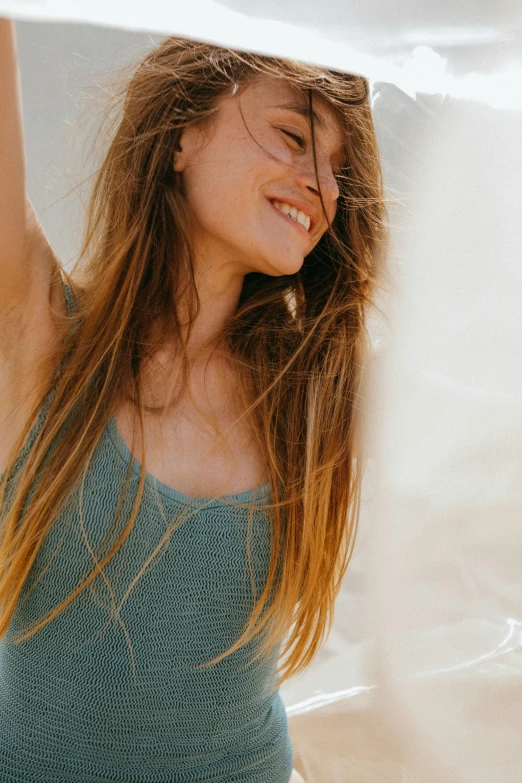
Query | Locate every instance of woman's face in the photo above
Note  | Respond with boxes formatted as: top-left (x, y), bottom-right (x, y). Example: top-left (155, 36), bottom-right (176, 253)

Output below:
top-left (173, 76), bottom-right (346, 278)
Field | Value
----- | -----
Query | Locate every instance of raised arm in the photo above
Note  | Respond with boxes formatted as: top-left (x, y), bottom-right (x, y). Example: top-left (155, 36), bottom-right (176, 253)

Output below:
top-left (0, 17), bottom-right (29, 307)
top-left (0, 17), bottom-right (64, 406)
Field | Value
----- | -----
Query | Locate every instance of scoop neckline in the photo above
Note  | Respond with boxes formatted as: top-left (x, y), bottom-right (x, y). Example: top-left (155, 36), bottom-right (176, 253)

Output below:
top-left (106, 414), bottom-right (271, 508)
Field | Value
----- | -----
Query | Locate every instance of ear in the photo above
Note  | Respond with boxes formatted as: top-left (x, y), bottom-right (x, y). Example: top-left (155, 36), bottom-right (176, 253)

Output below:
top-left (173, 141), bottom-right (184, 172)
top-left (173, 124), bottom-right (201, 173)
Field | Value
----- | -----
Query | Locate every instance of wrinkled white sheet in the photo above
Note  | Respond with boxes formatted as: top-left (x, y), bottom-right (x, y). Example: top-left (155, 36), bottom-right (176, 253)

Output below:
top-left (2, 2), bottom-right (521, 781)
top-left (2, 0), bottom-right (522, 106)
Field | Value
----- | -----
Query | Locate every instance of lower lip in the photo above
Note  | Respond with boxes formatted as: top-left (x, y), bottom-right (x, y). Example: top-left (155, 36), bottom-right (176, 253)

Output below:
top-left (267, 200), bottom-right (310, 239)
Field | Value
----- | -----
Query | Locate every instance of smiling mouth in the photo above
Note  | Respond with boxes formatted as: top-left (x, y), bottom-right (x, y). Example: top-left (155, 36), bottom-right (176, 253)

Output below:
top-left (269, 199), bottom-right (311, 233)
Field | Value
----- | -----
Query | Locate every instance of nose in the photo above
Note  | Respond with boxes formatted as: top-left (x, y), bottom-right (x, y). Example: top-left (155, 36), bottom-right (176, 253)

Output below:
top-left (296, 151), bottom-right (340, 206)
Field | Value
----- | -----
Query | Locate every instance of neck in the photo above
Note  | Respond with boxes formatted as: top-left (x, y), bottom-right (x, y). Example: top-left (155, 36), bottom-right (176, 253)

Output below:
top-left (180, 254), bottom-right (245, 361)
top-left (137, 250), bottom-right (247, 411)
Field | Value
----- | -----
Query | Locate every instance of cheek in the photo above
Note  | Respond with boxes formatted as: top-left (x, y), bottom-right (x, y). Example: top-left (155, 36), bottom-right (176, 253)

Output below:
top-left (183, 145), bottom-right (282, 230)
top-left (181, 157), bottom-right (232, 227)
top-left (180, 163), bottom-right (254, 247)
top-left (257, 130), bottom-right (294, 168)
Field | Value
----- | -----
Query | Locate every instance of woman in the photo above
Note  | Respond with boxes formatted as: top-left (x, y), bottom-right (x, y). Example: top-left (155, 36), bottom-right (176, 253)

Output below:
top-left (0, 18), bottom-right (386, 783)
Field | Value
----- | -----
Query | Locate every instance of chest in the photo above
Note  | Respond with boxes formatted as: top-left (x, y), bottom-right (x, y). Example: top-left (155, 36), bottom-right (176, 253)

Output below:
top-left (113, 394), bottom-right (268, 501)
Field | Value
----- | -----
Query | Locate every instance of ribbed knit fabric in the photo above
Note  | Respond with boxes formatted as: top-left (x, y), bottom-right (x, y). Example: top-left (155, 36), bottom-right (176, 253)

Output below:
top-left (0, 285), bottom-right (293, 782)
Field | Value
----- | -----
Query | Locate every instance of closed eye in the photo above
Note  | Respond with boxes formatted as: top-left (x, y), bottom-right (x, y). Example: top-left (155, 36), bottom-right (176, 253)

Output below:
top-left (281, 129), bottom-right (305, 148)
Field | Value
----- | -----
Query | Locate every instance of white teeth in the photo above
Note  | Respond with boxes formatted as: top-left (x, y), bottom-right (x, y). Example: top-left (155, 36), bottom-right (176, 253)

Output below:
top-left (272, 201), bottom-right (311, 231)
top-left (297, 211), bottom-right (311, 230)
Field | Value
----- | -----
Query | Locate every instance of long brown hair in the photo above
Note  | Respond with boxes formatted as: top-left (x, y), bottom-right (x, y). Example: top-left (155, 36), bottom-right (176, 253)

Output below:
top-left (0, 38), bottom-right (387, 688)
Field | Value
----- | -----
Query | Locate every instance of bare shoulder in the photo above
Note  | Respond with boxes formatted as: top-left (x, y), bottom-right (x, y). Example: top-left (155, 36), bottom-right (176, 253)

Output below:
top-left (0, 215), bottom-right (66, 472)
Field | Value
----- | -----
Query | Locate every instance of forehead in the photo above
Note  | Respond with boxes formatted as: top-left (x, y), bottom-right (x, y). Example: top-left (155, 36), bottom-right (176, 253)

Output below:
top-left (238, 75), bottom-right (345, 147)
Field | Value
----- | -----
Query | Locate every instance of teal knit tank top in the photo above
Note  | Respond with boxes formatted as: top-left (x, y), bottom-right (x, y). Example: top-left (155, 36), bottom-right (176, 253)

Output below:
top-left (0, 284), bottom-right (293, 782)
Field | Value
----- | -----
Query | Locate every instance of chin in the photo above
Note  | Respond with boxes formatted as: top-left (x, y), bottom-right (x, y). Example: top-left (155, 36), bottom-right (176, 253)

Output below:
top-left (258, 253), bottom-right (305, 278)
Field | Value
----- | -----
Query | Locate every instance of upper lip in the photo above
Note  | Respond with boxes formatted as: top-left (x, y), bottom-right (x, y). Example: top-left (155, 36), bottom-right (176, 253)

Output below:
top-left (266, 195), bottom-right (319, 233)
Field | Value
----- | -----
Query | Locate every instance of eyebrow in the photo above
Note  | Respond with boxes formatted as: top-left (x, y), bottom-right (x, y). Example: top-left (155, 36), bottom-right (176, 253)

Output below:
top-left (273, 100), bottom-right (326, 129)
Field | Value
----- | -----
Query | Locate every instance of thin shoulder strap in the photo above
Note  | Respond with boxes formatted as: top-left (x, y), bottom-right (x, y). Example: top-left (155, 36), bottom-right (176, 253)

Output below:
top-left (63, 280), bottom-right (79, 317)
